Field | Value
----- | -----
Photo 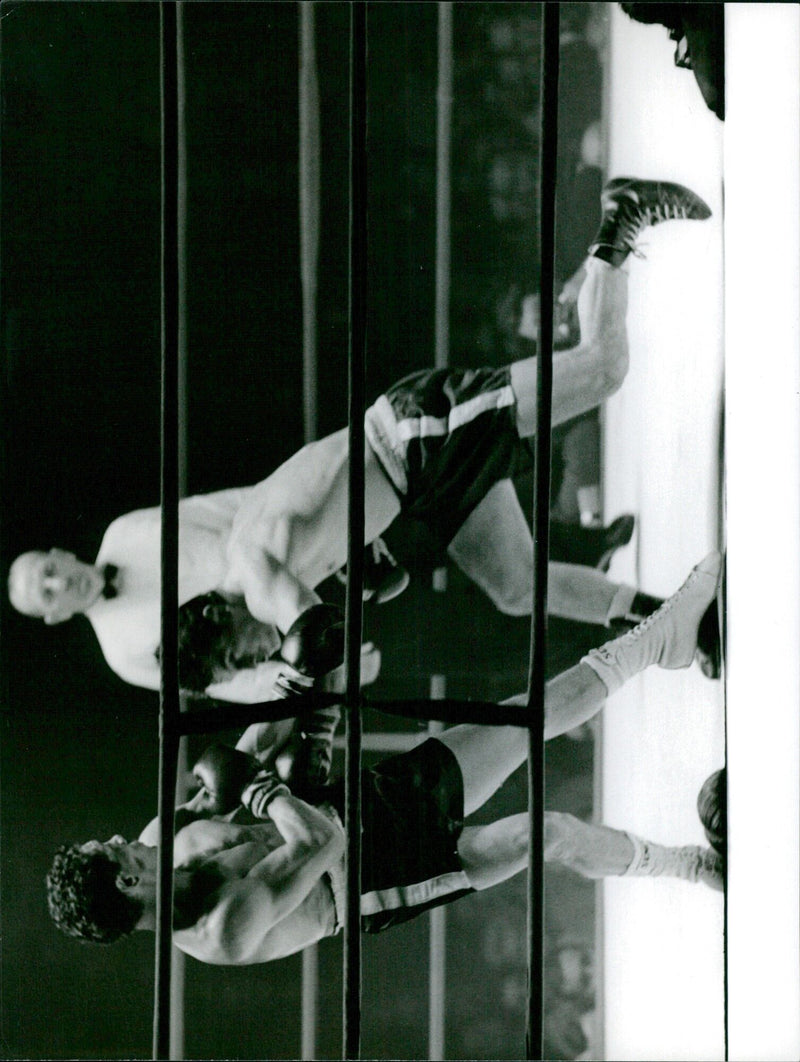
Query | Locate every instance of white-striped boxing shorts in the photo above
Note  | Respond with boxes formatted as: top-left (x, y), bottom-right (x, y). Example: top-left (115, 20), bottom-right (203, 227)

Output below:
top-left (328, 738), bottom-right (474, 933)
top-left (364, 366), bottom-right (533, 548)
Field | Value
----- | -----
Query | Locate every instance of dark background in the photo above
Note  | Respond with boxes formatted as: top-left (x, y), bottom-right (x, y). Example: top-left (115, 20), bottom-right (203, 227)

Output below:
top-left (1, 4), bottom-right (605, 1058)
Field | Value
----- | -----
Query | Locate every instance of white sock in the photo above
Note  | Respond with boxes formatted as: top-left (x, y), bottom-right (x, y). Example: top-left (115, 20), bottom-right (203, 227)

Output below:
top-left (581, 628), bottom-right (647, 696)
top-left (623, 834), bottom-right (719, 885)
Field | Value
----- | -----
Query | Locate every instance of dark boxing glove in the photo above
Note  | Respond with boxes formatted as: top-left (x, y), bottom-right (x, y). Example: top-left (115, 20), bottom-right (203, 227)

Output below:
top-left (280, 603), bottom-right (345, 677)
top-left (192, 742), bottom-right (289, 817)
top-left (272, 603), bottom-right (345, 699)
top-left (192, 743), bottom-right (261, 815)
top-left (696, 767), bottom-right (726, 855)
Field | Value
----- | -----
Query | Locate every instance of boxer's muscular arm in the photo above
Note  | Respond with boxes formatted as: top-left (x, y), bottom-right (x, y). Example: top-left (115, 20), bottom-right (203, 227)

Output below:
top-left (207, 642), bottom-right (382, 703)
top-left (198, 795), bottom-right (345, 963)
top-left (205, 660), bottom-right (290, 703)
top-left (226, 540), bottom-right (321, 634)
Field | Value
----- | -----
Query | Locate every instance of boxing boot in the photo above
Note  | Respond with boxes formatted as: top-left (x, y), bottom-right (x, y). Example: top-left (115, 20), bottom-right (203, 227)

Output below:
top-left (589, 177), bottom-right (712, 267)
top-left (583, 552), bottom-right (722, 694)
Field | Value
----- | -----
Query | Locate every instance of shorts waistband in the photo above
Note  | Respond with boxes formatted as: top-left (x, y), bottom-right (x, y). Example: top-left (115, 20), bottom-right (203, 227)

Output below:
top-left (364, 394), bottom-right (409, 497)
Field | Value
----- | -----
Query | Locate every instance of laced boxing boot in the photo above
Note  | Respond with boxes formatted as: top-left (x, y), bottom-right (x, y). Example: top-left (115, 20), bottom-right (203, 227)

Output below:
top-left (589, 177), bottom-right (712, 267)
top-left (610, 588), bottom-right (722, 680)
top-left (583, 551), bottom-right (722, 695)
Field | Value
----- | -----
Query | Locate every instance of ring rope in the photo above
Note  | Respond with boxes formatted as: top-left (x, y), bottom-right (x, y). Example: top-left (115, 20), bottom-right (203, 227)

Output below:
top-left (151, 5), bottom-right (558, 1057)
top-left (154, 1), bottom-right (182, 1058)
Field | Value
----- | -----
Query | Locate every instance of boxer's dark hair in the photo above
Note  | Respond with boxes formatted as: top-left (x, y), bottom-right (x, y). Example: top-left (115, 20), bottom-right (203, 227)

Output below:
top-left (46, 845), bottom-right (143, 945)
top-left (160, 591), bottom-right (232, 693)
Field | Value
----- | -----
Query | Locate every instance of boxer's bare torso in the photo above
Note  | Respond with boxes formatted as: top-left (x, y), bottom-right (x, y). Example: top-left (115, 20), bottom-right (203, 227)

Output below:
top-left (171, 819), bottom-right (338, 966)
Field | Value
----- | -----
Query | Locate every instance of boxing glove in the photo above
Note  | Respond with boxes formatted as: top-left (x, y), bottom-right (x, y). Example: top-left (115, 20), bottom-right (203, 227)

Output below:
top-left (191, 743), bottom-right (261, 815)
top-left (279, 603), bottom-right (345, 678)
top-left (193, 742), bottom-right (289, 817)
top-left (696, 767), bottom-right (726, 855)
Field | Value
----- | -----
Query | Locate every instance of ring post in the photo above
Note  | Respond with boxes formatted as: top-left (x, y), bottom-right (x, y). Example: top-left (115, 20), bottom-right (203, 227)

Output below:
top-left (299, 3), bottom-right (322, 1055)
top-left (526, 5), bottom-right (560, 1060)
top-left (154, 1), bottom-right (182, 1058)
top-left (343, 3), bottom-right (368, 1058)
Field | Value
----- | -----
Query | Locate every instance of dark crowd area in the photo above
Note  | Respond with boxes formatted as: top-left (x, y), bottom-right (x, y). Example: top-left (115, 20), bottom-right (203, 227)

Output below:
top-left (2, 4), bottom-right (609, 1058)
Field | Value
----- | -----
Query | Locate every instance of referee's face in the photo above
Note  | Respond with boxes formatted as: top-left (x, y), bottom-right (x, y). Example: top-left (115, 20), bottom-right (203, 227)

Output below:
top-left (10, 548), bottom-right (104, 624)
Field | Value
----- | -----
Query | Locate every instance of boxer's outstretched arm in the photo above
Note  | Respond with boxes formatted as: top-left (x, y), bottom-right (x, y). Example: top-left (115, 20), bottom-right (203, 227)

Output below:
top-left (199, 794), bottom-right (345, 964)
top-left (205, 643), bottom-right (381, 703)
top-left (205, 660), bottom-right (291, 703)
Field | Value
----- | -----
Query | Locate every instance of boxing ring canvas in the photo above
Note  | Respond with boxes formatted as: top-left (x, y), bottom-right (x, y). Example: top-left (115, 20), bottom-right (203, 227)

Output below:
top-left (0, 3), bottom-right (798, 1060)
top-left (600, 9), bottom-right (726, 1058)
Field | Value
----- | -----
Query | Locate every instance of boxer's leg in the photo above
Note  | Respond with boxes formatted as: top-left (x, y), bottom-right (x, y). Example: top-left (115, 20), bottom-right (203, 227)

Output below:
top-left (458, 812), bottom-right (723, 892)
top-left (446, 479), bottom-right (536, 616)
top-left (510, 257), bottom-right (630, 435)
top-left (435, 553), bottom-right (721, 815)
top-left (446, 478), bottom-right (639, 623)
top-left (548, 562), bottom-right (633, 625)
top-left (457, 812), bottom-right (645, 892)
top-left (511, 178), bottom-right (712, 436)
top-left (458, 813), bottom-right (528, 890)
top-left (546, 812), bottom-right (723, 891)
top-left (311, 430), bottom-right (401, 552)
top-left (435, 725), bottom-right (529, 817)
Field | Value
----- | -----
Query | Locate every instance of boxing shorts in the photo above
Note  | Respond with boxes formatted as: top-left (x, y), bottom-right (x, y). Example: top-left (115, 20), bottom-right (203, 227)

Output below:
top-left (329, 738), bottom-right (474, 933)
top-left (364, 366), bottom-right (533, 547)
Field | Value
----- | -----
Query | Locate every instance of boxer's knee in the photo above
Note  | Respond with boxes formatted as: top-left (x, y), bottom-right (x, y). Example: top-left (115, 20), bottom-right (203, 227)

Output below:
top-left (601, 340), bottom-right (630, 398)
top-left (485, 582), bottom-right (532, 617)
top-left (583, 332), bottom-right (629, 402)
top-left (544, 811), bottom-right (590, 873)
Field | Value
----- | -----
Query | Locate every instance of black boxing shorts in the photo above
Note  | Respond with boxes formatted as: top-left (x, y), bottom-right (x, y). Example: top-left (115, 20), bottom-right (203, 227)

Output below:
top-left (329, 738), bottom-right (474, 933)
top-left (364, 366), bottom-right (533, 548)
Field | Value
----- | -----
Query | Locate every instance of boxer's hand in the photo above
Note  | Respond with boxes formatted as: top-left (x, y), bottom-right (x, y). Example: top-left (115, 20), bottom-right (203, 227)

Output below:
top-left (241, 769), bottom-right (291, 820)
top-left (271, 665), bottom-right (316, 700)
top-left (192, 742), bottom-right (261, 815)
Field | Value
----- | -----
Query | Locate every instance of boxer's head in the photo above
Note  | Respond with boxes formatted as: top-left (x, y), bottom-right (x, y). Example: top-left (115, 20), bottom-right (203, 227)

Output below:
top-left (46, 837), bottom-right (153, 945)
top-left (8, 549), bottom-right (105, 623)
top-left (176, 592), bottom-right (282, 692)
